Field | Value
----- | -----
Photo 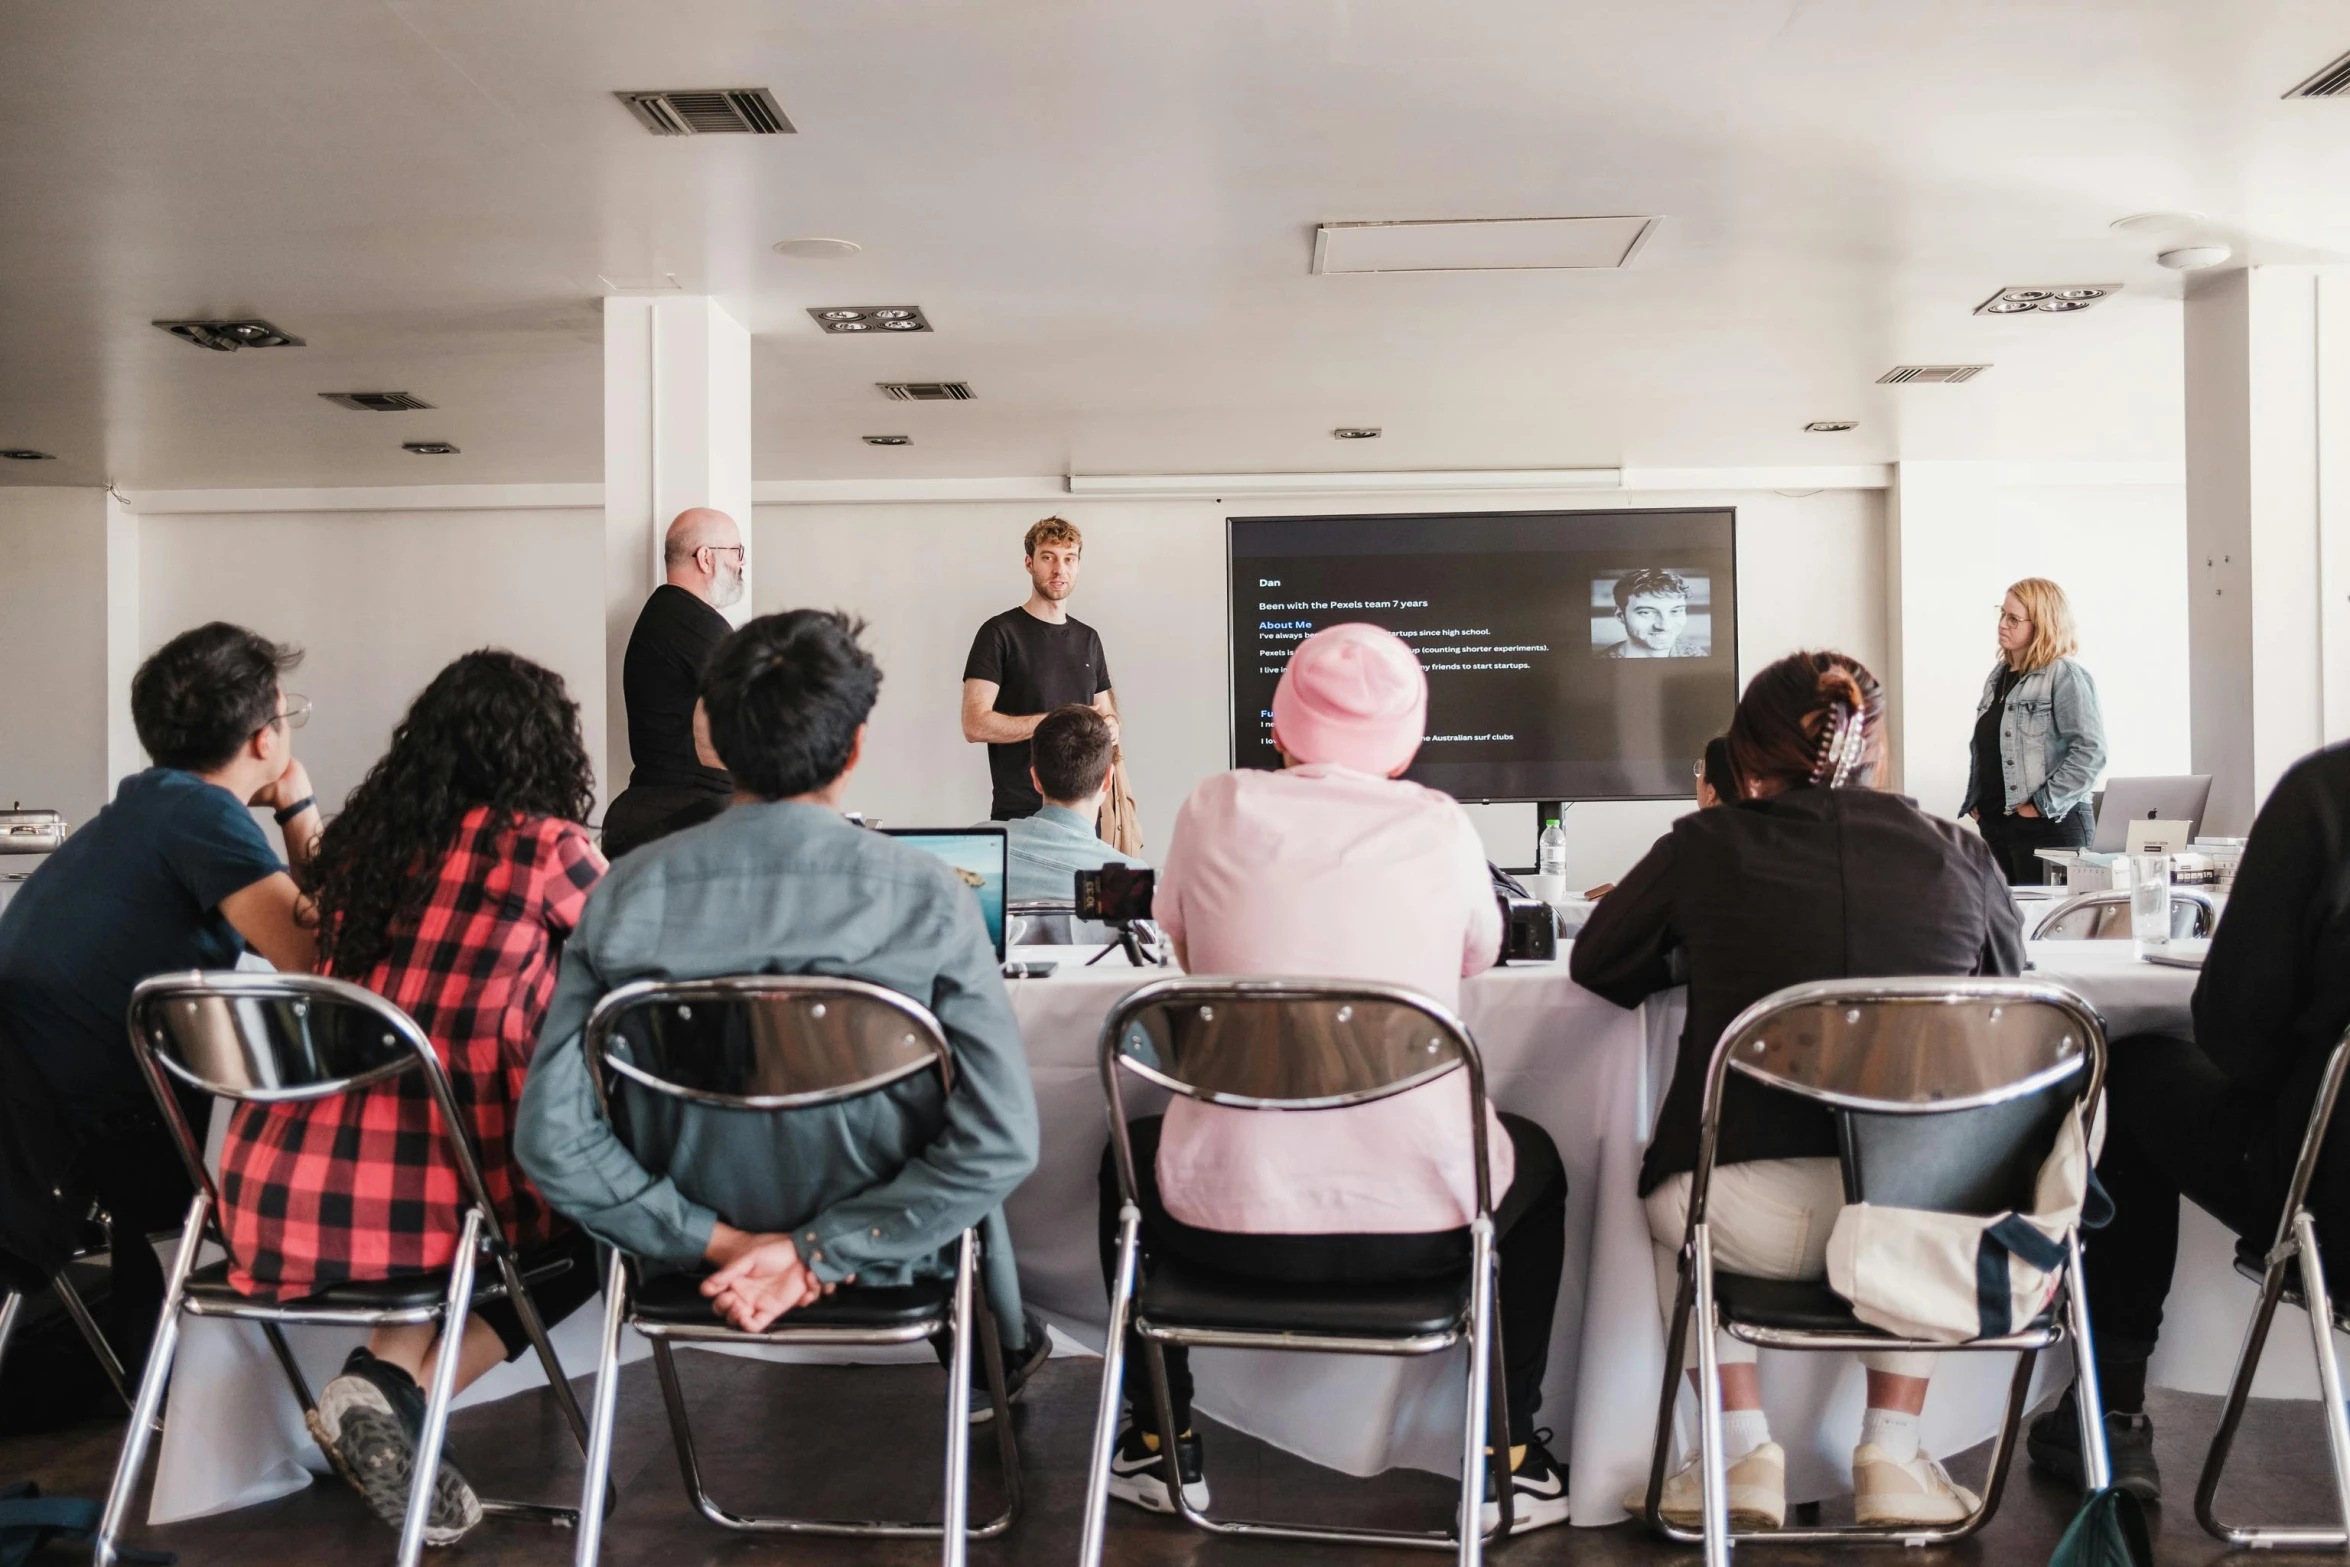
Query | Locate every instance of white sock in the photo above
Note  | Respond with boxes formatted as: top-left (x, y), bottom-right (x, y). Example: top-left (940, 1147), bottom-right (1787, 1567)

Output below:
top-left (1859, 1406), bottom-right (1921, 1461)
top-left (1720, 1407), bottom-right (1773, 1463)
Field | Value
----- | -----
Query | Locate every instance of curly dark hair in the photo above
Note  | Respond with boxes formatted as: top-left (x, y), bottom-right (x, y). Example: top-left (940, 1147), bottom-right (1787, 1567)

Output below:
top-left (308, 650), bottom-right (597, 978)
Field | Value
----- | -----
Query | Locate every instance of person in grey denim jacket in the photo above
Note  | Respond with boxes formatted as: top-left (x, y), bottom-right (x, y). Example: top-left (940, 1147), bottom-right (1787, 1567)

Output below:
top-left (1960, 577), bottom-right (2107, 884)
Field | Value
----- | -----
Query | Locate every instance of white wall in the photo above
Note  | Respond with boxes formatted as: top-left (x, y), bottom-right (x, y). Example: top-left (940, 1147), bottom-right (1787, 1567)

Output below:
top-left (0, 486), bottom-right (112, 826)
top-left (135, 508), bottom-right (608, 813)
top-left (756, 486), bottom-right (1889, 885)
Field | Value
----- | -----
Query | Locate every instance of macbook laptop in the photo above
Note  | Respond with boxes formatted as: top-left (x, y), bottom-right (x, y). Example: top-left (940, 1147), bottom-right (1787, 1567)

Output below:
top-left (2093, 776), bottom-right (2213, 853)
top-left (884, 827), bottom-right (1010, 963)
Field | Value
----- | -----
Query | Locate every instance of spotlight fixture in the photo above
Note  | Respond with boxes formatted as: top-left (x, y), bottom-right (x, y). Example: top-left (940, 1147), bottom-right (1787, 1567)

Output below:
top-left (0, 448), bottom-right (56, 461)
top-left (809, 305), bottom-right (931, 334)
top-left (320, 391), bottom-right (434, 412)
top-left (153, 318), bottom-right (306, 352)
top-left (863, 434), bottom-right (911, 446)
top-left (1332, 427), bottom-right (1382, 440)
top-left (771, 237), bottom-right (861, 259)
top-left (402, 441), bottom-right (460, 456)
top-left (1972, 285), bottom-right (2119, 317)
top-left (1803, 421), bottom-right (1857, 433)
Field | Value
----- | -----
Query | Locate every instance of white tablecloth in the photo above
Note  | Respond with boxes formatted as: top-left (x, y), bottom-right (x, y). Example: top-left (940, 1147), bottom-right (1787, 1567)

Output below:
top-left (144, 937), bottom-right (2236, 1528)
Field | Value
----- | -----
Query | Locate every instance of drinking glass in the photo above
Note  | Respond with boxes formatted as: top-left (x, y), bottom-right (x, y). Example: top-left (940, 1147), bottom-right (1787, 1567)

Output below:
top-left (2130, 854), bottom-right (2173, 947)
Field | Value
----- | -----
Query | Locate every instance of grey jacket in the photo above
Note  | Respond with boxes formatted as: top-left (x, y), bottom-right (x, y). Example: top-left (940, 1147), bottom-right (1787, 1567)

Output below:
top-left (514, 801), bottom-right (1040, 1313)
top-left (1960, 656), bottom-right (2107, 822)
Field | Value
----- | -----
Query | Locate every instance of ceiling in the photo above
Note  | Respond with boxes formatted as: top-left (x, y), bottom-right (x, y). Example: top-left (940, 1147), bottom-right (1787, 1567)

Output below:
top-left (2, 0), bottom-right (2346, 490)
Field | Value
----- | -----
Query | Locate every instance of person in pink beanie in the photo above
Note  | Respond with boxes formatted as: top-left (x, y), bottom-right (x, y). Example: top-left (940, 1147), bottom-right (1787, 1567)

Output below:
top-left (1093, 622), bottom-right (1571, 1532)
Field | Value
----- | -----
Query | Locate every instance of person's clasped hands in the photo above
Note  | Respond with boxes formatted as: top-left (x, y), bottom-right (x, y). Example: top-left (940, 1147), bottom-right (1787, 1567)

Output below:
top-left (699, 1222), bottom-right (847, 1333)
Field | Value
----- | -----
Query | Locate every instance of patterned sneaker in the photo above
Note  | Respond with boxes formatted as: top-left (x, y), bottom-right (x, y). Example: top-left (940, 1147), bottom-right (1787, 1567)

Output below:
top-left (1624, 1441), bottom-right (1787, 1530)
top-left (310, 1348), bottom-right (483, 1546)
top-left (1853, 1444), bottom-right (1980, 1526)
top-left (1106, 1417), bottom-right (1210, 1513)
top-left (1481, 1429), bottom-right (1571, 1534)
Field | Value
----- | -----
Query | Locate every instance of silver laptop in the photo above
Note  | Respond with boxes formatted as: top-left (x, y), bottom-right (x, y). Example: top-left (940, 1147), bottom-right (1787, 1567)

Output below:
top-left (2093, 775), bottom-right (2212, 853)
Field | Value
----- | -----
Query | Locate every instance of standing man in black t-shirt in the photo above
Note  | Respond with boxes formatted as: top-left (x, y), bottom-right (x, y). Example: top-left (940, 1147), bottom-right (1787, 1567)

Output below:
top-left (961, 517), bottom-right (1118, 820)
top-left (603, 507), bottom-right (745, 857)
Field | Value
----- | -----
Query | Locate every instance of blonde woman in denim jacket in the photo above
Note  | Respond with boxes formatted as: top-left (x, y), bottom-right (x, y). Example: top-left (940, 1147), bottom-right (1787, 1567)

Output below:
top-left (1961, 577), bottom-right (2108, 884)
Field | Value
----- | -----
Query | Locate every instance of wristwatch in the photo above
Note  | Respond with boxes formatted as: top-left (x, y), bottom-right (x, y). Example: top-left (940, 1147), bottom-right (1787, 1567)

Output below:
top-left (272, 796), bottom-right (317, 826)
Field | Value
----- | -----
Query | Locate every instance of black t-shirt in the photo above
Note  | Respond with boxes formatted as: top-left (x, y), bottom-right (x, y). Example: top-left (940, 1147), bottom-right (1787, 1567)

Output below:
top-left (624, 584), bottom-right (732, 794)
top-left (962, 607), bottom-right (1112, 818)
top-left (1972, 666), bottom-right (2023, 817)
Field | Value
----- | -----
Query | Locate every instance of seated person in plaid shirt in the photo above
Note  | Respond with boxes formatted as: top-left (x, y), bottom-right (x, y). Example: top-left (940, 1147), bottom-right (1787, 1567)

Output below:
top-left (516, 610), bottom-right (1044, 1380)
top-left (216, 651), bottom-right (608, 1546)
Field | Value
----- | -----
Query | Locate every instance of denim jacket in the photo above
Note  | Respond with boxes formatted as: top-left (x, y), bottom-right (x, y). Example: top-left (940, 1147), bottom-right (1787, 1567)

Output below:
top-left (1960, 656), bottom-right (2107, 822)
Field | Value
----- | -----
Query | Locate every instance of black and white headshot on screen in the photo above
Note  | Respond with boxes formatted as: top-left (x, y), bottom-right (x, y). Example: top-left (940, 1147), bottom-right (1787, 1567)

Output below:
top-left (1591, 566), bottom-right (1712, 659)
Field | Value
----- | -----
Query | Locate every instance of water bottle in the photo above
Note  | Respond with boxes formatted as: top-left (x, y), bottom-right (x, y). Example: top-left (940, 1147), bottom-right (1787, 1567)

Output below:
top-left (1537, 818), bottom-right (1567, 880)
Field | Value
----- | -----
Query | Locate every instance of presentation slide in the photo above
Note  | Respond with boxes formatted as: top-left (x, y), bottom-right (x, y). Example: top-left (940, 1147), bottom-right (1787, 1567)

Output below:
top-left (1229, 508), bottom-right (1738, 800)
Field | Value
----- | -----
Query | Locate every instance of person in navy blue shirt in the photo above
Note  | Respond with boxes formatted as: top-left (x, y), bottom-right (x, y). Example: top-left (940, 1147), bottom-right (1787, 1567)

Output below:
top-left (0, 621), bottom-right (322, 1366)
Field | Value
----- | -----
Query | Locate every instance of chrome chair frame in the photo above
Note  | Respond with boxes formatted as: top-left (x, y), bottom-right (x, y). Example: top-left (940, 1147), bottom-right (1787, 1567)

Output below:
top-left (568, 975), bottom-right (1019, 1567)
top-left (2032, 887), bottom-right (2220, 941)
top-left (1641, 976), bottom-right (2114, 1566)
top-left (2195, 1026), bottom-right (2350, 1549)
top-left (0, 1231), bottom-right (138, 1413)
top-left (95, 971), bottom-right (595, 1567)
top-left (1077, 977), bottom-right (1510, 1567)
top-left (1008, 898), bottom-right (1080, 947)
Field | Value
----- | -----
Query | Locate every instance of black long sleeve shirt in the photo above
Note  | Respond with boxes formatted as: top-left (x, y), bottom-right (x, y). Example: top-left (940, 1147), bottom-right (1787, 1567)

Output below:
top-left (1571, 787), bottom-right (2024, 1195)
top-left (622, 584), bottom-right (732, 795)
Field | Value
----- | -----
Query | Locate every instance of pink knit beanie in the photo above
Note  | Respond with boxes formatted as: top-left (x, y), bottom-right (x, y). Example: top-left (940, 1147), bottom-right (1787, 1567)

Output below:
top-left (1270, 622), bottom-right (1428, 776)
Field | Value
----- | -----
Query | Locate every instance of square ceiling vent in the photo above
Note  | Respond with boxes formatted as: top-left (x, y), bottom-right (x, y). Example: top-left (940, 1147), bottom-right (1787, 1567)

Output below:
top-left (616, 88), bottom-right (793, 135)
top-left (877, 381), bottom-right (973, 401)
top-left (1877, 364), bottom-right (1990, 384)
top-left (1311, 215), bottom-right (1658, 274)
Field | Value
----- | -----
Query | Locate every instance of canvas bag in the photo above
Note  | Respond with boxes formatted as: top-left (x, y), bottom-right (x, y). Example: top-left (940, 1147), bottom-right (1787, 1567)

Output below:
top-left (1824, 1098), bottom-right (2103, 1343)
top-left (1101, 748), bottom-right (1144, 857)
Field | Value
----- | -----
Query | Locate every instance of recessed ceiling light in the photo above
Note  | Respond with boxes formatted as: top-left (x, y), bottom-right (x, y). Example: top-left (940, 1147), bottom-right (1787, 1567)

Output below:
top-left (402, 441), bottom-right (460, 456)
top-left (811, 305), bottom-right (930, 334)
top-left (0, 448), bottom-right (56, 460)
top-left (2158, 244), bottom-right (2233, 271)
top-left (1332, 427), bottom-right (1381, 440)
top-left (1803, 421), bottom-right (1856, 433)
top-left (153, 318), bottom-right (305, 351)
top-left (772, 237), bottom-right (861, 259)
top-left (1973, 285), bottom-right (2119, 317)
top-left (2111, 211), bottom-right (2204, 235)
top-left (320, 391), bottom-right (434, 412)
top-left (863, 434), bottom-right (911, 446)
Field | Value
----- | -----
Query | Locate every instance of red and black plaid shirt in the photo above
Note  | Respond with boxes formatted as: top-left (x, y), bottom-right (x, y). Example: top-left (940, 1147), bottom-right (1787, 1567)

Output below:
top-left (218, 809), bottom-right (605, 1300)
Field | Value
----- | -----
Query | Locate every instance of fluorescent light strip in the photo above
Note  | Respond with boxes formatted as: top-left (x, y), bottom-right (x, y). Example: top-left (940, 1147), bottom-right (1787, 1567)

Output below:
top-left (1066, 468), bottom-right (1622, 496)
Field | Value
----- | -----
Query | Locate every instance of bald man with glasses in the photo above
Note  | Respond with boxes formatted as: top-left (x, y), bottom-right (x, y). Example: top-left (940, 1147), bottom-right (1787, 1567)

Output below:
top-left (603, 508), bottom-right (747, 858)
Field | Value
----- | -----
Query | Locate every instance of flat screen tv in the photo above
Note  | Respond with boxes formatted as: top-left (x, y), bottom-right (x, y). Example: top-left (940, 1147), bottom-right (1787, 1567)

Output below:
top-left (1228, 507), bottom-right (1738, 801)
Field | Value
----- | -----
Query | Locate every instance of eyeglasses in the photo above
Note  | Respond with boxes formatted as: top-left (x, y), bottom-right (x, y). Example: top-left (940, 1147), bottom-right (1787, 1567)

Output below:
top-left (268, 693), bottom-right (312, 733)
top-left (1998, 612), bottom-right (2030, 630)
top-left (706, 544), bottom-right (746, 563)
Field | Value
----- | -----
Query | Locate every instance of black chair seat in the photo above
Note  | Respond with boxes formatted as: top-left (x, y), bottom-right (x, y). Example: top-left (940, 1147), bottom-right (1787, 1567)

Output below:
top-left (630, 1269), bottom-right (952, 1332)
top-left (183, 1253), bottom-right (573, 1312)
top-left (2233, 1237), bottom-right (2350, 1332)
top-left (1135, 1254), bottom-right (1470, 1340)
top-left (1718, 1272), bottom-right (2057, 1340)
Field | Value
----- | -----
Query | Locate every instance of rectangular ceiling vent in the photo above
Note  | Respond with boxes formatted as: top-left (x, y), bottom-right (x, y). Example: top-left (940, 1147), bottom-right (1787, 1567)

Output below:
top-left (877, 381), bottom-right (974, 401)
top-left (320, 391), bottom-right (433, 412)
top-left (2285, 47), bottom-right (2350, 97)
top-left (616, 88), bottom-right (794, 135)
top-left (1876, 364), bottom-right (1989, 384)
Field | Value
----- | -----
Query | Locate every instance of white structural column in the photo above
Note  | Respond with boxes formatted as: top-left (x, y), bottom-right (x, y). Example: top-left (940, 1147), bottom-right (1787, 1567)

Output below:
top-left (1884, 460), bottom-right (2006, 815)
top-left (2183, 266), bottom-right (2350, 833)
top-left (602, 295), bottom-right (754, 800)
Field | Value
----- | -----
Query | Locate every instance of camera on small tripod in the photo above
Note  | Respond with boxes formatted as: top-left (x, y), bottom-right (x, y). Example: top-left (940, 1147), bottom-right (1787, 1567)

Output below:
top-left (1074, 864), bottom-right (1163, 967)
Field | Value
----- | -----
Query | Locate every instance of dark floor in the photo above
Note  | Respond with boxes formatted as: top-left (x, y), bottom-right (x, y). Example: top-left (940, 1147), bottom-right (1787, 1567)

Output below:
top-left (9, 1354), bottom-right (2350, 1566)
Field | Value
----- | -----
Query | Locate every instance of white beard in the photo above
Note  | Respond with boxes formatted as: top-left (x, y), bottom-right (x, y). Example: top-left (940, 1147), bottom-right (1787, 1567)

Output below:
top-left (711, 562), bottom-right (746, 609)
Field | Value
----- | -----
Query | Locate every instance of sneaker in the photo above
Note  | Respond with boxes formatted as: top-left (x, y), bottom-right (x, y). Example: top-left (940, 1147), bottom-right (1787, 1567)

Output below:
top-left (1623, 1441), bottom-right (1786, 1530)
top-left (950, 1312), bottom-right (1053, 1425)
top-left (1481, 1429), bottom-right (1571, 1534)
top-left (1106, 1417), bottom-right (1210, 1514)
top-left (310, 1348), bottom-right (483, 1546)
top-left (1852, 1444), bottom-right (1981, 1526)
top-left (2027, 1393), bottom-right (2162, 1502)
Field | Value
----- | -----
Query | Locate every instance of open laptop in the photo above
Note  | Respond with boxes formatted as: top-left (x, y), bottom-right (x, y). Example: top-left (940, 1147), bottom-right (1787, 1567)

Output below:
top-left (2093, 775), bottom-right (2213, 852)
top-left (883, 827), bottom-right (1014, 966)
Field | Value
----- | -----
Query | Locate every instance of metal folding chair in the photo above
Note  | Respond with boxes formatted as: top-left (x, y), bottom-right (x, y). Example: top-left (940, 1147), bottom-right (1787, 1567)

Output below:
top-left (94, 971), bottom-right (596, 1567)
top-left (2033, 888), bottom-right (2220, 940)
top-left (1008, 899), bottom-right (1079, 947)
top-left (0, 1232), bottom-right (139, 1414)
top-left (1640, 976), bottom-right (2114, 1564)
top-left (2195, 1025), bottom-right (2350, 1549)
top-left (1077, 977), bottom-right (1512, 1567)
top-left (568, 975), bottom-right (1020, 1567)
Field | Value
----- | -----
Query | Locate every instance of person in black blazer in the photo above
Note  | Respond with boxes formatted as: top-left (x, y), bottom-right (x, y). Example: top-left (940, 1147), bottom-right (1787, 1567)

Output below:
top-left (1574, 651), bottom-right (2023, 1531)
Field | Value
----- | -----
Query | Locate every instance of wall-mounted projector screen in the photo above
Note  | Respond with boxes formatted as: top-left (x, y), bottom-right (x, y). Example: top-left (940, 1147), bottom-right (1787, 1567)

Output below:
top-left (1229, 507), bottom-right (1738, 801)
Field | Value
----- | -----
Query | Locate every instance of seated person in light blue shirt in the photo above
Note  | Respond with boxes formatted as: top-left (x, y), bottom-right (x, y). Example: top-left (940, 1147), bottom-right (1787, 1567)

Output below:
top-left (1000, 705), bottom-right (1146, 929)
top-left (516, 609), bottom-right (1044, 1383)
